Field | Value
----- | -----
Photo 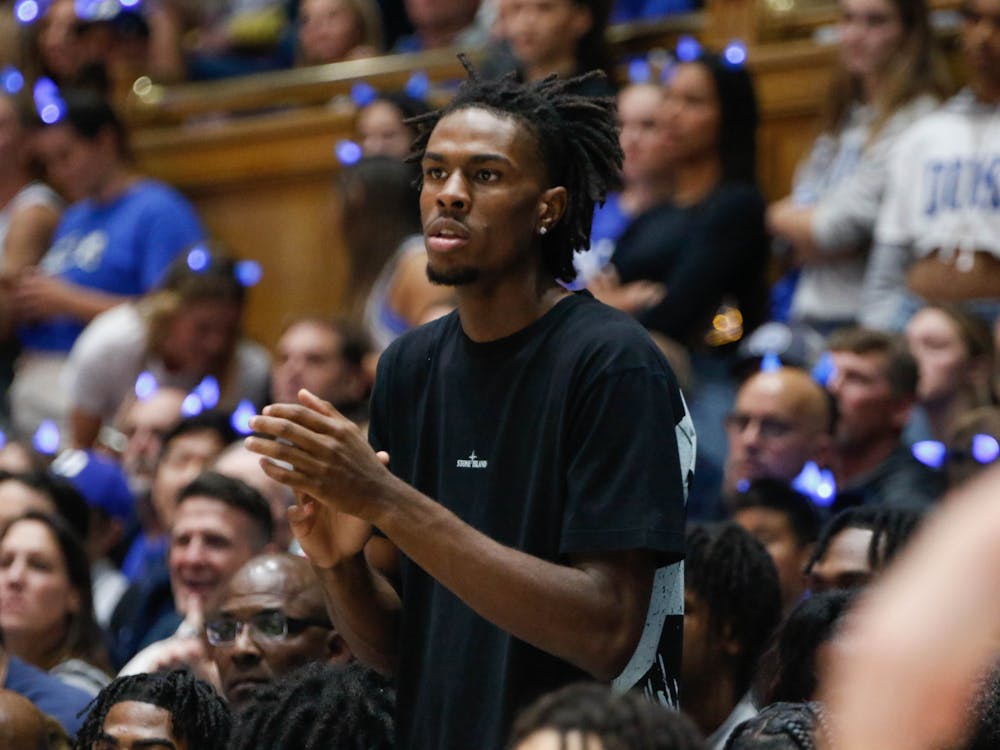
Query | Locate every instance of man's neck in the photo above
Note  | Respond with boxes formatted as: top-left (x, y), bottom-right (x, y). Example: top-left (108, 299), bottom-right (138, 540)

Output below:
top-left (686, 673), bottom-right (741, 739)
top-left (94, 164), bottom-right (138, 204)
top-left (836, 433), bottom-right (900, 485)
top-left (456, 272), bottom-right (570, 343)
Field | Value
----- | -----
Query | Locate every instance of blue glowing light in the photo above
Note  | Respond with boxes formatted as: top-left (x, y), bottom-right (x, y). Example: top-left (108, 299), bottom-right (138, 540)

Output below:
top-left (134, 371), bottom-right (158, 400)
top-left (15, 0), bottom-right (41, 24)
top-left (195, 376), bottom-right (220, 410)
top-left (912, 440), bottom-right (947, 469)
top-left (404, 71), bottom-right (430, 101)
top-left (120, 0), bottom-right (141, 7)
top-left (736, 478), bottom-right (750, 493)
top-left (724, 40), bottom-right (748, 67)
top-left (676, 35), bottom-right (701, 63)
top-left (33, 420), bottom-right (60, 454)
top-left (186, 245), bottom-right (210, 272)
top-left (336, 139), bottom-right (363, 166)
top-left (231, 400), bottom-right (256, 435)
top-left (628, 58), bottom-right (652, 83)
top-left (811, 351), bottom-right (836, 388)
top-left (181, 393), bottom-right (204, 417)
top-left (350, 82), bottom-right (377, 108)
top-left (235, 259), bottom-right (262, 287)
top-left (972, 434), bottom-right (1000, 464)
top-left (33, 78), bottom-right (65, 124)
top-left (760, 351), bottom-right (782, 372)
top-left (792, 461), bottom-right (837, 507)
top-left (40, 103), bottom-right (62, 124)
top-left (1, 66), bottom-right (24, 95)
top-left (0, 430), bottom-right (6, 450)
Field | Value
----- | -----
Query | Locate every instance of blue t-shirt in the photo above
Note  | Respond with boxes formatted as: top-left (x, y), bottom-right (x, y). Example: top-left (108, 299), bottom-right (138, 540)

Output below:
top-left (19, 180), bottom-right (204, 353)
top-left (611, 0), bottom-right (694, 21)
top-left (5, 654), bottom-right (92, 738)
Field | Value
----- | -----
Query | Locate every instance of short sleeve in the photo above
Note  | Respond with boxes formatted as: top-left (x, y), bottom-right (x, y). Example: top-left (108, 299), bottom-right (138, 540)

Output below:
top-left (137, 190), bottom-right (204, 291)
top-left (561, 360), bottom-right (690, 562)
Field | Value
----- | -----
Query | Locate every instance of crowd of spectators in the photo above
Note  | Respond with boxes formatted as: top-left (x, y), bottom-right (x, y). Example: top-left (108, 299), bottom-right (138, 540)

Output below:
top-left (0, 0), bottom-right (998, 747)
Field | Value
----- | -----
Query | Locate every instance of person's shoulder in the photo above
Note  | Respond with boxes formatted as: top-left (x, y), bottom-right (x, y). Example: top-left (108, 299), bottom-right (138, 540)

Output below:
top-left (122, 180), bottom-right (198, 214)
top-left (708, 182), bottom-right (766, 212)
top-left (892, 93), bottom-right (970, 150)
top-left (556, 294), bottom-right (676, 369)
top-left (5, 655), bottom-right (93, 716)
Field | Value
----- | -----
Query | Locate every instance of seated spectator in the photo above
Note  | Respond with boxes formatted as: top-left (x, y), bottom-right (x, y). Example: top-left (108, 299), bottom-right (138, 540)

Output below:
top-left (753, 590), bottom-right (855, 707)
top-left (355, 93), bottom-right (429, 159)
top-left (904, 304), bottom-right (994, 442)
top-left (73, 670), bottom-right (230, 750)
top-left (116, 472), bottom-right (275, 677)
top-left (111, 386), bottom-right (187, 495)
top-left (0, 512), bottom-right (112, 696)
top-left (48, 450), bottom-right (134, 627)
top-left (732, 480), bottom-right (821, 612)
top-left (0, 689), bottom-right (57, 750)
top-left (861, 0), bottom-right (1000, 331)
top-left (0, 470), bottom-right (90, 541)
top-left (490, 0), bottom-right (616, 97)
top-left (825, 327), bottom-right (944, 507)
top-left (65, 250), bottom-right (270, 450)
top-left (1, 643), bottom-right (91, 739)
top-left (683, 523), bottom-right (782, 748)
top-left (804, 504), bottom-right (924, 593)
top-left (298, 0), bottom-right (383, 65)
top-left (721, 368), bottom-right (834, 501)
top-left (270, 315), bottom-right (371, 424)
top-left (507, 683), bottom-right (705, 750)
top-left (767, 0), bottom-right (949, 333)
top-left (0, 91), bottom-right (62, 425)
top-left (595, 51), bottom-right (768, 347)
top-left (337, 157), bottom-right (453, 352)
top-left (10, 88), bottom-right (204, 444)
top-left (228, 662), bottom-right (395, 750)
top-left (206, 553), bottom-right (353, 711)
top-left (570, 82), bottom-right (672, 289)
top-left (393, 0), bottom-right (487, 51)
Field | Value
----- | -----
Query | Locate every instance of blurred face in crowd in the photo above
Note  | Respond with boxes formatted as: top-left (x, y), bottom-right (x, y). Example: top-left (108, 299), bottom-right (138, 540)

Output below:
top-left (806, 526), bottom-right (874, 593)
top-left (734, 507), bottom-right (812, 608)
top-left (208, 555), bottom-right (348, 710)
top-left (272, 320), bottom-right (364, 407)
top-left (151, 430), bottom-right (228, 530)
top-left (168, 497), bottom-right (262, 616)
top-left (906, 307), bottom-right (972, 406)
top-left (118, 388), bottom-right (186, 489)
top-left (0, 519), bottom-right (78, 646)
top-left (827, 350), bottom-right (907, 448)
top-left (213, 445), bottom-right (295, 552)
top-left (299, 0), bottom-right (364, 64)
top-left (724, 369), bottom-right (832, 492)
top-left (357, 100), bottom-right (414, 159)
top-left (961, 0), bottom-right (1000, 91)
top-left (404, 0), bottom-right (479, 36)
top-left (617, 84), bottom-right (670, 185)
top-left (838, 0), bottom-right (905, 80)
top-left (503, 0), bottom-right (592, 70)
top-left (160, 299), bottom-right (242, 375)
top-left (38, 0), bottom-right (83, 81)
top-left (95, 701), bottom-right (188, 750)
top-left (514, 730), bottom-right (596, 750)
top-left (36, 122), bottom-right (115, 202)
top-left (658, 62), bottom-right (721, 166)
top-left (0, 480), bottom-right (57, 532)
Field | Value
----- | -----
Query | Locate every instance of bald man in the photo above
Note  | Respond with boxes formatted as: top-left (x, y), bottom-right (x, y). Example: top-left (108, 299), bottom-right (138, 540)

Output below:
top-left (0, 689), bottom-right (56, 750)
top-left (205, 554), bottom-right (352, 711)
top-left (723, 367), bottom-right (834, 497)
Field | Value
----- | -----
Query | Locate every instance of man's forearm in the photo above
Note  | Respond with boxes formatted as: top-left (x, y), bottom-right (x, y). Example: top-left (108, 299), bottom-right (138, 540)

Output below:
top-left (313, 553), bottom-right (401, 675)
top-left (372, 483), bottom-right (655, 681)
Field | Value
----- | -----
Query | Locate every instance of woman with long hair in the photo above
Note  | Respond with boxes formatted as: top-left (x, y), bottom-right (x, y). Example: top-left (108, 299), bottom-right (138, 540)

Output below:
top-left (0, 511), bottom-right (111, 696)
top-left (768, 0), bottom-right (951, 332)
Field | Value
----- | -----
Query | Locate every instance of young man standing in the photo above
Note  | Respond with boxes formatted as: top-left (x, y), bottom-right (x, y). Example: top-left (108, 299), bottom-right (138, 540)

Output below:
top-left (248, 66), bottom-right (694, 749)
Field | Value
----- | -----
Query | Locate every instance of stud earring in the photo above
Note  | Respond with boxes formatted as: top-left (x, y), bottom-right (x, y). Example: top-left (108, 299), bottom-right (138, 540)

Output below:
top-left (539, 226), bottom-right (548, 235)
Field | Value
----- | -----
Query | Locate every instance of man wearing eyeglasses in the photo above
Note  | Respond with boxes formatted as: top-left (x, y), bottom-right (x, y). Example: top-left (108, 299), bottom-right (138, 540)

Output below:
top-left (206, 553), bottom-right (353, 710)
top-left (722, 366), bottom-right (835, 500)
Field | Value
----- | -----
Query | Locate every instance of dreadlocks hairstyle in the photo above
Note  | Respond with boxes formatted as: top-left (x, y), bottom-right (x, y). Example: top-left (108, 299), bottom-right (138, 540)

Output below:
top-left (408, 55), bottom-right (624, 284)
top-left (228, 662), bottom-right (395, 750)
top-left (73, 670), bottom-right (231, 750)
top-left (805, 505), bottom-right (926, 577)
top-left (685, 522), bottom-right (783, 697)
top-left (507, 683), bottom-right (705, 750)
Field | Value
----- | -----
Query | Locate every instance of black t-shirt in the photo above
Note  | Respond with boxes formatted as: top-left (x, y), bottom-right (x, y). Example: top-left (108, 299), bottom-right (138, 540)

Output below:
top-left (369, 292), bottom-right (692, 750)
top-left (612, 182), bottom-right (769, 346)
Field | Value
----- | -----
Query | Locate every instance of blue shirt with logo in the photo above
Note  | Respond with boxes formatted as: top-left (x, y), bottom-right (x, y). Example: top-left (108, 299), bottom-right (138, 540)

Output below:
top-left (19, 180), bottom-right (204, 353)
